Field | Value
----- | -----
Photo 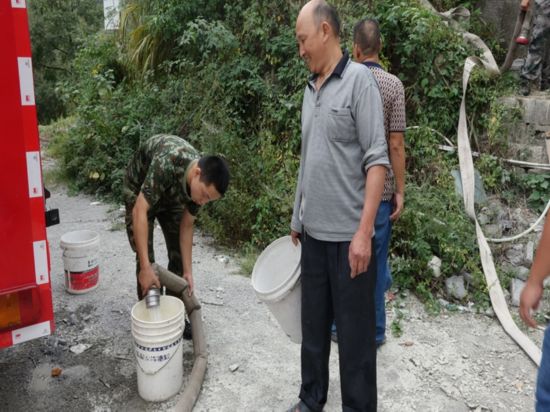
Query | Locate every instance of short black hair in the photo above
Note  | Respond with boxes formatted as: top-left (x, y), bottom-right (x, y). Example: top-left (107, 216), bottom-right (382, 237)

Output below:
top-left (313, 1), bottom-right (341, 38)
top-left (198, 156), bottom-right (230, 195)
top-left (353, 18), bottom-right (381, 56)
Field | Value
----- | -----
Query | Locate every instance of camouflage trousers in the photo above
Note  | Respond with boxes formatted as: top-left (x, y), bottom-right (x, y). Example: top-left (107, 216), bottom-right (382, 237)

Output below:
top-left (521, 0), bottom-right (550, 87)
top-left (125, 199), bottom-right (185, 300)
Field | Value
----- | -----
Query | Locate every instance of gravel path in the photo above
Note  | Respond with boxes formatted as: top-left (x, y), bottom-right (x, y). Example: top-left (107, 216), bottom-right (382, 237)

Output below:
top-left (0, 183), bottom-right (543, 411)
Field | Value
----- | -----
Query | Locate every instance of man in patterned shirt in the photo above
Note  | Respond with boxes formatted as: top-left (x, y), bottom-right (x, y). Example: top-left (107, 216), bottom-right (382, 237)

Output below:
top-left (352, 18), bottom-right (407, 347)
top-left (123, 134), bottom-right (229, 303)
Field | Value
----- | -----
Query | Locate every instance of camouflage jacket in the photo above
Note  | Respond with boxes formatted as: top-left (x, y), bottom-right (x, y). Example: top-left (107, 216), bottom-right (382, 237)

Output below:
top-left (123, 134), bottom-right (201, 216)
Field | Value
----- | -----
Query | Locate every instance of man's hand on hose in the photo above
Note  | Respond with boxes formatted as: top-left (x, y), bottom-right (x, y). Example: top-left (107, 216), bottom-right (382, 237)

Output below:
top-left (183, 271), bottom-right (194, 297)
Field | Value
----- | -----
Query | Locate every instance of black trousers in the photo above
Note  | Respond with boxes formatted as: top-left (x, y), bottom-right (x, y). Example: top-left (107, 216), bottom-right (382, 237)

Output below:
top-left (299, 232), bottom-right (377, 412)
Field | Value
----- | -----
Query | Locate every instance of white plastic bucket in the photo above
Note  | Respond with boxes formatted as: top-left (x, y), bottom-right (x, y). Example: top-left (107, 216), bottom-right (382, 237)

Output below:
top-left (251, 236), bottom-right (302, 343)
top-left (60, 230), bottom-right (100, 294)
top-left (131, 295), bottom-right (185, 402)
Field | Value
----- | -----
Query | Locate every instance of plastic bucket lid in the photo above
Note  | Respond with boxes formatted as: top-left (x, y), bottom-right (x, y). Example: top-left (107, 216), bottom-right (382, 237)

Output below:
top-left (251, 236), bottom-right (301, 303)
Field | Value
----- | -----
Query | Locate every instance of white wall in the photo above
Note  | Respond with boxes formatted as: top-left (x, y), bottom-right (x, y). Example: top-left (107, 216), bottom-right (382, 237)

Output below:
top-left (103, 0), bottom-right (120, 31)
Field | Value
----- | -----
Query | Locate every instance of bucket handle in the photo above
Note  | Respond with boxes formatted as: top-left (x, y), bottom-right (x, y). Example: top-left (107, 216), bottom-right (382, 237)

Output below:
top-left (134, 337), bottom-right (182, 375)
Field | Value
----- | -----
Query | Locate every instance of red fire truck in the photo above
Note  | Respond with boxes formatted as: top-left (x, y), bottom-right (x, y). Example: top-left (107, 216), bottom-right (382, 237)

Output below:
top-left (0, 0), bottom-right (55, 348)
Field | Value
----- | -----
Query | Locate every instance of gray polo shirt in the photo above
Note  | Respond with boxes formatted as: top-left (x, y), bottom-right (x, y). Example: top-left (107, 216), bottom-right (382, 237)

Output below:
top-left (291, 52), bottom-right (390, 242)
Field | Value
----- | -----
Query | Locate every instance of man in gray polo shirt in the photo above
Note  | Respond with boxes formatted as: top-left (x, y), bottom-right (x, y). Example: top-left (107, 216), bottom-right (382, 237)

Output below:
top-left (288, 1), bottom-right (389, 411)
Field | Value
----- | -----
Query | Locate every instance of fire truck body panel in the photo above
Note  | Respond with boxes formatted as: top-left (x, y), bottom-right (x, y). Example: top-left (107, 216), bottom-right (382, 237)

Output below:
top-left (0, 0), bottom-right (55, 348)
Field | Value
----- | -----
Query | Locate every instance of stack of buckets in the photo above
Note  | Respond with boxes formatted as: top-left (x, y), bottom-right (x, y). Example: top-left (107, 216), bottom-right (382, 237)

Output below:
top-left (131, 295), bottom-right (185, 401)
top-left (60, 230), bottom-right (100, 294)
top-left (251, 236), bottom-right (302, 343)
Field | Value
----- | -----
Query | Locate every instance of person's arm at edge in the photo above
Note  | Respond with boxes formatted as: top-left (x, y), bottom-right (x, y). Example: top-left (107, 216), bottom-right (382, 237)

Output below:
top-left (180, 209), bottom-right (195, 296)
top-left (389, 131), bottom-right (406, 221)
top-left (133, 192), bottom-right (160, 295)
top-left (520, 215), bottom-right (550, 327)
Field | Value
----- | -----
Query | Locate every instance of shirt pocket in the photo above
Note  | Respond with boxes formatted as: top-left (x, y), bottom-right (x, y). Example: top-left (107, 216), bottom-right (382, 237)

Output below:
top-left (326, 107), bottom-right (356, 142)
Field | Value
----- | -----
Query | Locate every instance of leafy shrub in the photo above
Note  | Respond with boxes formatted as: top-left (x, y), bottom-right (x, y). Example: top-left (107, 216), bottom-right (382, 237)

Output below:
top-left (519, 173), bottom-right (550, 212)
top-left (391, 182), bottom-right (482, 301)
top-left (375, 1), bottom-right (470, 136)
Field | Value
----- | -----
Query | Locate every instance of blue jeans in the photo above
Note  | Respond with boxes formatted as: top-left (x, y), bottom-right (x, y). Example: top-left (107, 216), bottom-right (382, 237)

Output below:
top-left (537, 325), bottom-right (550, 411)
top-left (331, 202), bottom-right (392, 345)
top-left (374, 201), bottom-right (393, 344)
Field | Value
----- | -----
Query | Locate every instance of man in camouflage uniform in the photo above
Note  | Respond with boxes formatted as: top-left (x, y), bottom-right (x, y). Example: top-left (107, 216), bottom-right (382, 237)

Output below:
top-left (123, 134), bottom-right (230, 303)
top-left (519, 0), bottom-right (550, 95)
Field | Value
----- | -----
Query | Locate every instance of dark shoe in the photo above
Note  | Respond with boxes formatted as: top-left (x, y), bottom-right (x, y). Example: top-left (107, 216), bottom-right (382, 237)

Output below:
top-left (183, 319), bottom-right (192, 340)
top-left (287, 400), bottom-right (314, 412)
top-left (519, 79), bottom-right (531, 96)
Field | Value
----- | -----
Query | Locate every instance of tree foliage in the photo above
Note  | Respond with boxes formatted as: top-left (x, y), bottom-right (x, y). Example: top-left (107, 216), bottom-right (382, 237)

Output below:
top-left (28, 0), bottom-right (103, 123)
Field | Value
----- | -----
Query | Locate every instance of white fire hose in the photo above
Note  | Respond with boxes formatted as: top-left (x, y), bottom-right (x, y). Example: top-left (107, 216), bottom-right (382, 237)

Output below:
top-left (421, 1), bottom-right (544, 366)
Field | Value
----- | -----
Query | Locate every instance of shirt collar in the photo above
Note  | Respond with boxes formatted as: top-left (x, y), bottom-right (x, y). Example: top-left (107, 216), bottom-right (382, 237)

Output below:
top-left (362, 61), bottom-right (383, 69)
top-left (308, 49), bottom-right (350, 85)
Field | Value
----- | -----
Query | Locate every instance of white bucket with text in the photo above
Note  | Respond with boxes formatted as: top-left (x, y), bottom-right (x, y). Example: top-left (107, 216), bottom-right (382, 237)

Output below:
top-left (60, 230), bottom-right (100, 294)
top-left (251, 236), bottom-right (302, 343)
top-left (131, 295), bottom-right (185, 402)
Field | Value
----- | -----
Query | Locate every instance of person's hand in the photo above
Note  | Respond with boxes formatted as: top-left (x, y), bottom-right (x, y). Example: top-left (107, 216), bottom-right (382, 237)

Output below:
top-left (521, 0), bottom-right (530, 10)
top-left (183, 271), bottom-right (194, 296)
top-left (349, 230), bottom-right (372, 278)
top-left (138, 264), bottom-right (160, 297)
top-left (390, 192), bottom-right (404, 222)
top-left (519, 279), bottom-right (543, 328)
top-left (291, 230), bottom-right (301, 246)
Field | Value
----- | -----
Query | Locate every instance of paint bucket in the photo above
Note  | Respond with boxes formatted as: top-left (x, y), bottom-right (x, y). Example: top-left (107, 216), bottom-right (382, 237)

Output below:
top-left (251, 236), bottom-right (302, 343)
top-left (60, 230), bottom-right (100, 294)
top-left (131, 295), bottom-right (185, 402)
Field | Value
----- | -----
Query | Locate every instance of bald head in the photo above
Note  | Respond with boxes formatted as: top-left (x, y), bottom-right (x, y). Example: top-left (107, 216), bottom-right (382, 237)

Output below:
top-left (297, 0), bottom-right (340, 39)
top-left (296, 0), bottom-right (342, 76)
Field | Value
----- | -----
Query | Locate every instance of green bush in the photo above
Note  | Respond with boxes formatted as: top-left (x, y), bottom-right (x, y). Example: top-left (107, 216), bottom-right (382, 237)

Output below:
top-left (391, 183), bottom-right (482, 300)
top-left (519, 173), bottom-right (550, 212)
top-left (374, 1), bottom-right (471, 136)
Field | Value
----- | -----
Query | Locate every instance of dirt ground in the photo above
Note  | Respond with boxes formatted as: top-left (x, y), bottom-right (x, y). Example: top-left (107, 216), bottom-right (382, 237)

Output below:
top-left (0, 181), bottom-right (545, 412)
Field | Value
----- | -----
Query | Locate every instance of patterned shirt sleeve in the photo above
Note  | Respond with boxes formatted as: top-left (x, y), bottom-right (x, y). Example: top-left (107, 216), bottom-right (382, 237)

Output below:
top-left (389, 81), bottom-right (406, 132)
